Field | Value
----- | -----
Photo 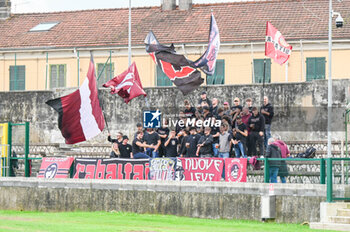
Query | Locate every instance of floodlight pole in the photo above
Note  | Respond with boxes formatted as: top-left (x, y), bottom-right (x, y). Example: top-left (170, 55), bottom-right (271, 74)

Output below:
top-left (128, 0), bottom-right (132, 66)
top-left (327, 0), bottom-right (332, 158)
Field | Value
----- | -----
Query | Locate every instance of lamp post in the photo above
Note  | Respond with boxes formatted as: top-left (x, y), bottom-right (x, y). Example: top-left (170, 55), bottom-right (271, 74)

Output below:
top-left (327, 0), bottom-right (332, 158)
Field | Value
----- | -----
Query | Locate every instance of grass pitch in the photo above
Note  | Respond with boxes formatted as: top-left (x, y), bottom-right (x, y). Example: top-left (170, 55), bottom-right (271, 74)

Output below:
top-left (0, 210), bottom-right (333, 232)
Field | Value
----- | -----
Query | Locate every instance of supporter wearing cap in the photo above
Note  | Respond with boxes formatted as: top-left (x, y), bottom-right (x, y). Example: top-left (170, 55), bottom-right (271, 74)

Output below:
top-left (231, 115), bottom-right (248, 158)
top-left (118, 135), bottom-right (133, 158)
top-left (231, 97), bottom-right (243, 126)
top-left (198, 91), bottom-right (212, 108)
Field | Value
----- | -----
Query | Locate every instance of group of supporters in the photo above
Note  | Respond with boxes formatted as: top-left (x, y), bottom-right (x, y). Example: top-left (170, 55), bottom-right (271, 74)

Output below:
top-left (108, 91), bottom-right (278, 159)
top-left (108, 91), bottom-right (291, 183)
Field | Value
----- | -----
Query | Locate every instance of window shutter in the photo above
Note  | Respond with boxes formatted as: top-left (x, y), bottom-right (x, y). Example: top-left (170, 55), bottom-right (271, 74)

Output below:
top-left (316, 57), bottom-right (325, 79)
top-left (50, 65), bottom-right (57, 88)
top-left (10, 65), bottom-right (25, 90)
top-left (156, 65), bottom-right (172, 86)
top-left (306, 58), bottom-right (315, 81)
top-left (213, 59), bottom-right (225, 85)
top-left (58, 65), bottom-right (66, 87)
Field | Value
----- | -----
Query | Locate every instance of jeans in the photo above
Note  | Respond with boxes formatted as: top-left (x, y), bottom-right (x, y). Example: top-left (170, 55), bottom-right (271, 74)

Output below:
top-left (219, 152), bottom-right (230, 158)
top-left (269, 167), bottom-right (279, 183)
top-left (146, 148), bottom-right (159, 158)
top-left (280, 176), bottom-right (286, 183)
top-left (234, 141), bottom-right (246, 158)
top-left (264, 124), bottom-right (271, 148)
top-left (133, 152), bottom-right (150, 159)
top-left (212, 144), bottom-right (219, 157)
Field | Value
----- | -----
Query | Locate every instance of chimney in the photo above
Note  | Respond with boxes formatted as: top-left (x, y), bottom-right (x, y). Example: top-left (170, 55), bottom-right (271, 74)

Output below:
top-left (179, 0), bottom-right (192, 11)
top-left (0, 0), bottom-right (11, 20)
top-left (162, 0), bottom-right (176, 11)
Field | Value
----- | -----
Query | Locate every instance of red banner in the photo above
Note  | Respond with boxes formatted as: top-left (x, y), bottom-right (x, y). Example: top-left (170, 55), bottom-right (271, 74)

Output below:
top-left (225, 158), bottom-right (247, 182)
top-left (37, 157), bottom-right (74, 178)
top-left (265, 21), bottom-right (292, 65)
top-left (72, 158), bottom-right (149, 180)
top-left (177, 158), bottom-right (224, 182)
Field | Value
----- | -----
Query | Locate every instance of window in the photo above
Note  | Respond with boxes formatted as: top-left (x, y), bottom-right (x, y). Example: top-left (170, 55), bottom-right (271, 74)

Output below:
top-left (97, 63), bottom-right (114, 87)
top-left (29, 22), bottom-right (59, 32)
top-left (253, 59), bottom-right (271, 83)
top-left (206, 59), bottom-right (225, 85)
top-left (306, 57), bottom-right (325, 81)
top-left (156, 65), bottom-right (172, 87)
top-left (9, 65), bottom-right (25, 91)
top-left (50, 64), bottom-right (66, 89)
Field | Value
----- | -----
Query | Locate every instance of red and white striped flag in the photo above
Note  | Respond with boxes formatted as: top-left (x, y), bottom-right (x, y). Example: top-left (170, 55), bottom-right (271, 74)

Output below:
top-left (265, 21), bottom-right (292, 65)
top-left (46, 55), bottom-right (105, 144)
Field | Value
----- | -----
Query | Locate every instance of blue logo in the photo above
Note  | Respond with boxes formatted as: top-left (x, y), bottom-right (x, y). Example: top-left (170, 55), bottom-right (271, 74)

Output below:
top-left (143, 110), bottom-right (161, 128)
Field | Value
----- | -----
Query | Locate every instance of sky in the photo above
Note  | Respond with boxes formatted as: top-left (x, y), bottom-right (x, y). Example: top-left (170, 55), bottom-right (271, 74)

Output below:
top-left (11, 0), bottom-right (241, 13)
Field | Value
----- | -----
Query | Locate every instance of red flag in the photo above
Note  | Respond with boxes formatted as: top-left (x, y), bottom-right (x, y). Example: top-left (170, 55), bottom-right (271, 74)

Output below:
top-left (103, 62), bottom-right (146, 104)
top-left (46, 55), bottom-right (105, 144)
top-left (265, 21), bottom-right (292, 65)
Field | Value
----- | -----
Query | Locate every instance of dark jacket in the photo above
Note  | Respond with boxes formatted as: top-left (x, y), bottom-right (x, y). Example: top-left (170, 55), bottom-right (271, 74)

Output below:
top-left (261, 103), bottom-right (274, 125)
top-left (248, 113), bottom-right (265, 132)
top-left (266, 144), bottom-right (282, 167)
top-left (198, 134), bottom-right (213, 155)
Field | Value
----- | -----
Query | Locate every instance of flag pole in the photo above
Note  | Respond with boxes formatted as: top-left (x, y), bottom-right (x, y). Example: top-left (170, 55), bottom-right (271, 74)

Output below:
top-left (128, 0), bottom-right (132, 66)
top-left (261, 58), bottom-right (266, 106)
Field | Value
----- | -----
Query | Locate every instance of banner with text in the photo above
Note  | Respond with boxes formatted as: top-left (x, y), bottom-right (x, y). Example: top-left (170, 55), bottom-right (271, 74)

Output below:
top-left (38, 157), bottom-right (74, 178)
top-left (73, 158), bottom-right (149, 180)
top-left (176, 158), bottom-right (224, 181)
top-left (149, 158), bottom-right (177, 180)
top-left (225, 158), bottom-right (247, 182)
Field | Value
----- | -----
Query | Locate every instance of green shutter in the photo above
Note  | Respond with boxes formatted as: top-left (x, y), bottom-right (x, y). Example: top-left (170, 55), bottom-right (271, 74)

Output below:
top-left (10, 65), bottom-right (25, 91)
top-left (156, 65), bottom-right (172, 86)
top-left (253, 59), bottom-right (271, 83)
top-left (50, 64), bottom-right (66, 88)
top-left (306, 57), bottom-right (325, 81)
top-left (207, 59), bottom-right (225, 85)
top-left (316, 57), bottom-right (325, 79)
top-left (97, 63), bottom-right (114, 87)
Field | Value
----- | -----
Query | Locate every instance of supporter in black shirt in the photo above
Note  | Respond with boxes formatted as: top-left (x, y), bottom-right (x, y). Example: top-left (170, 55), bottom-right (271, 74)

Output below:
top-left (198, 91), bottom-right (212, 108)
top-left (132, 132), bottom-right (150, 159)
top-left (108, 132), bottom-right (123, 158)
top-left (231, 116), bottom-right (248, 158)
top-left (245, 98), bottom-right (253, 113)
top-left (210, 117), bottom-right (220, 157)
top-left (164, 131), bottom-right (179, 157)
top-left (231, 97), bottom-right (243, 125)
top-left (247, 107), bottom-right (265, 157)
top-left (144, 128), bottom-right (161, 158)
top-left (184, 100), bottom-right (196, 118)
top-left (134, 123), bottom-right (144, 140)
top-left (118, 135), bottom-right (133, 158)
top-left (211, 98), bottom-right (219, 118)
top-left (186, 127), bottom-right (201, 157)
top-left (157, 119), bottom-right (170, 158)
top-left (197, 127), bottom-right (214, 157)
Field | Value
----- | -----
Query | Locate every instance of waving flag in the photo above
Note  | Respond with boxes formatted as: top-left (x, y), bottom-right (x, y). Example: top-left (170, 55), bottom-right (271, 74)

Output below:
top-left (192, 13), bottom-right (220, 75)
top-left (46, 55), bottom-right (105, 144)
top-left (102, 62), bottom-right (146, 104)
top-left (265, 21), bottom-right (292, 65)
top-left (145, 31), bottom-right (203, 95)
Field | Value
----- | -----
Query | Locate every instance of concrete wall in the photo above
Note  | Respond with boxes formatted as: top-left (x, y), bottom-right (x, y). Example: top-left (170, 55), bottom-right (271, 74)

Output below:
top-left (1, 177), bottom-right (343, 223)
top-left (0, 79), bottom-right (349, 144)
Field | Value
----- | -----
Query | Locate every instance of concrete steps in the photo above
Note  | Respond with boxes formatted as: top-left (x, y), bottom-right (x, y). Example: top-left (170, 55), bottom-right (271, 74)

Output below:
top-left (310, 222), bottom-right (350, 231)
top-left (310, 203), bottom-right (350, 231)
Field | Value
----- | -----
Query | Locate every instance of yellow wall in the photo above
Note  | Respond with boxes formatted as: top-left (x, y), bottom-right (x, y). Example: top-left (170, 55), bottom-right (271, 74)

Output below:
top-left (0, 48), bottom-right (350, 91)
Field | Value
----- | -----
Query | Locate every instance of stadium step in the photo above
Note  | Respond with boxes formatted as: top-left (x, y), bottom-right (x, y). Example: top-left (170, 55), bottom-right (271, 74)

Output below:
top-left (309, 222), bottom-right (350, 231)
top-left (329, 216), bottom-right (350, 224)
top-left (337, 209), bottom-right (350, 217)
